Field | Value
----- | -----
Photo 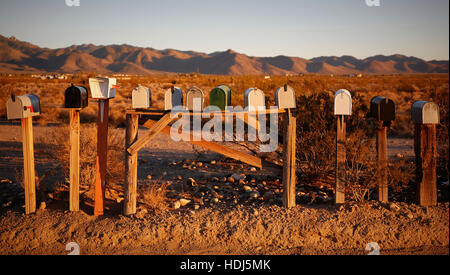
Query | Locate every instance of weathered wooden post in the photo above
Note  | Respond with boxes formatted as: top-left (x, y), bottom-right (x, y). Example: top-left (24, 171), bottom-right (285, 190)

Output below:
top-left (6, 94), bottom-right (41, 214)
top-left (64, 84), bottom-right (88, 211)
top-left (124, 114), bottom-right (139, 215)
top-left (370, 96), bottom-right (395, 202)
top-left (412, 101), bottom-right (440, 206)
top-left (89, 77), bottom-right (117, 216)
top-left (275, 85), bottom-right (297, 208)
top-left (334, 89), bottom-right (352, 204)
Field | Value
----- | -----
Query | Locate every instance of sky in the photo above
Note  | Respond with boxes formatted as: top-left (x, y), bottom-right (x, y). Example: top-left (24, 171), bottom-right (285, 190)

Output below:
top-left (0, 0), bottom-right (448, 60)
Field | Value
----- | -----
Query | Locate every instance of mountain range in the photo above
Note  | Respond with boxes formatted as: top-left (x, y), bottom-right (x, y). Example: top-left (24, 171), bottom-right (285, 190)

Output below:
top-left (0, 34), bottom-right (448, 75)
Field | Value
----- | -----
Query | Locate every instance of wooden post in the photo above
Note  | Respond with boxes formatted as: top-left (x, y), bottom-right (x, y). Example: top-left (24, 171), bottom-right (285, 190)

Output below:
top-left (124, 114), bottom-right (139, 215)
top-left (335, 115), bottom-right (346, 204)
top-left (414, 124), bottom-right (437, 206)
top-left (282, 109), bottom-right (296, 208)
top-left (95, 99), bottom-right (109, 216)
top-left (69, 109), bottom-right (80, 211)
top-left (21, 117), bottom-right (36, 214)
top-left (376, 122), bottom-right (388, 202)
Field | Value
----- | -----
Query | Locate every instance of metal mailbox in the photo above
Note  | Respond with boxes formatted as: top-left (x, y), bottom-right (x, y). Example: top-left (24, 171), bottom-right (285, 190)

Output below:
top-left (88, 77), bottom-right (117, 99)
top-left (334, 89), bottom-right (352, 115)
top-left (64, 84), bottom-right (88, 109)
top-left (210, 85), bottom-right (231, 110)
top-left (6, 94), bottom-right (41, 120)
top-left (244, 88), bottom-right (265, 109)
top-left (411, 101), bottom-right (440, 124)
top-left (132, 85), bottom-right (152, 109)
top-left (164, 87), bottom-right (183, 110)
top-left (186, 86), bottom-right (204, 111)
top-left (370, 96), bottom-right (395, 121)
top-left (275, 85), bottom-right (296, 109)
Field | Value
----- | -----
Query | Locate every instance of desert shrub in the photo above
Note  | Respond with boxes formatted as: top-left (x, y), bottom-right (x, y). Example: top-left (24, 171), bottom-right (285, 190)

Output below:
top-left (141, 182), bottom-right (168, 211)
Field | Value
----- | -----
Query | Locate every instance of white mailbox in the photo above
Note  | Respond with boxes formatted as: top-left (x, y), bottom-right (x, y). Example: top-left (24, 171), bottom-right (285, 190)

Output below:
top-left (275, 85), bottom-right (296, 109)
top-left (6, 94), bottom-right (41, 120)
top-left (334, 89), bottom-right (352, 116)
top-left (244, 88), bottom-right (265, 109)
top-left (186, 86), bottom-right (204, 111)
top-left (132, 85), bottom-right (152, 109)
top-left (89, 77), bottom-right (117, 99)
top-left (411, 101), bottom-right (440, 124)
top-left (164, 87), bottom-right (183, 110)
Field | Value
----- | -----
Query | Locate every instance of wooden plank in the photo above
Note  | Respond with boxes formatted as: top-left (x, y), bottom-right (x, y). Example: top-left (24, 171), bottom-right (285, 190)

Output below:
top-left (126, 108), bottom-right (286, 116)
top-left (141, 118), bottom-right (282, 174)
top-left (414, 124), bottom-right (437, 206)
top-left (94, 99), bottom-right (109, 216)
top-left (127, 112), bottom-right (179, 155)
top-left (376, 124), bottom-right (388, 202)
top-left (124, 114), bottom-right (139, 215)
top-left (69, 109), bottom-right (80, 212)
top-left (282, 109), bottom-right (296, 208)
top-left (335, 115), bottom-right (346, 204)
top-left (21, 117), bottom-right (36, 214)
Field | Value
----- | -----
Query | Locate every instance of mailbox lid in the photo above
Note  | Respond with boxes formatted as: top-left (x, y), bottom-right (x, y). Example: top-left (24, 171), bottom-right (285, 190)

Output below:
top-left (370, 96), bottom-right (395, 121)
top-left (164, 87), bottom-right (183, 110)
top-left (275, 85), bottom-right (296, 109)
top-left (64, 84), bottom-right (88, 108)
top-left (244, 88), bottom-right (265, 109)
top-left (89, 77), bottom-right (117, 99)
top-left (334, 89), bottom-right (352, 115)
top-left (132, 85), bottom-right (152, 109)
top-left (186, 86), bottom-right (204, 111)
top-left (6, 94), bottom-right (40, 119)
top-left (210, 86), bottom-right (229, 110)
top-left (411, 101), bottom-right (440, 124)
top-left (217, 85), bottom-right (232, 106)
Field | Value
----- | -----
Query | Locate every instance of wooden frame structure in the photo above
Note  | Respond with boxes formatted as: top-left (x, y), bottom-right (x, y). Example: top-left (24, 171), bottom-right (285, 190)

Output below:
top-left (123, 108), bottom-right (297, 215)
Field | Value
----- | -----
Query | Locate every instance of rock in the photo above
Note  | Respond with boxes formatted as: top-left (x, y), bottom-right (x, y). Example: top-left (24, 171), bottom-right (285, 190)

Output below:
top-left (48, 193), bottom-right (54, 199)
top-left (116, 197), bottom-right (124, 203)
top-left (389, 202), bottom-right (401, 212)
top-left (187, 178), bottom-right (197, 186)
top-left (179, 199), bottom-right (191, 207)
top-left (173, 200), bottom-right (181, 209)
top-left (194, 204), bottom-right (200, 210)
top-left (39, 202), bottom-right (46, 210)
top-left (250, 167), bottom-right (257, 172)
top-left (176, 175), bottom-right (183, 180)
top-left (211, 198), bottom-right (219, 203)
top-left (243, 185), bottom-right (252, 192)
top-left (407, 213), bottom-right (414, 219)
top-left (263, 191), bottom-right (274, 201)
top-left (231, 173), bottom-right (245, 181)
top-left (210, 160), bottom-right (216, 165)
top-left (212, 177), bottom-right (220, 182)
top-left (227, 177), bottom-right (235, 184)
top-left (257, 184), bottom-right (264, 189)
top-left (197, 162), bottom-right (203, 167)
top-left (249, 191), bottom-right (260, 199)
top-left (252, 209), bottom-right (259, 215)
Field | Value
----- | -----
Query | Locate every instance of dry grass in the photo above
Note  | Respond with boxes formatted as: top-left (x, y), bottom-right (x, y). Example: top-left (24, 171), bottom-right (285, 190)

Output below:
top-left (140, 182), bottom-right (169, 212)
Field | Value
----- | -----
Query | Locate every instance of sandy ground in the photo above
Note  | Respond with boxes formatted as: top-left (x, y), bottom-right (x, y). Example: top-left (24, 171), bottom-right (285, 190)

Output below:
top-left (0, 123), bottom-right (448, 255)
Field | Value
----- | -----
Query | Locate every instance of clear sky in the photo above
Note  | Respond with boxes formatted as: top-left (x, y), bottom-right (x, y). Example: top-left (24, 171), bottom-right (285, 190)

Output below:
top-left (0, 0), bottom-right (448, 60)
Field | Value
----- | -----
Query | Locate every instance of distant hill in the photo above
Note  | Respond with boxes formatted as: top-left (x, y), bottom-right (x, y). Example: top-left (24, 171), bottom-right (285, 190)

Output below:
top-left (0, 34), bottom-right (448, 75)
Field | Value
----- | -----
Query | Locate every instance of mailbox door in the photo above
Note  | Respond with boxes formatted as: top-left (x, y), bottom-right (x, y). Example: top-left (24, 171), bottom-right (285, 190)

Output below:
top-left (6, 98), bottom-right (23, 120)
top-left (245, 88), bottom-right (265, 109)
top-left (210, 88), bottom-right (227, 110)
top-left (217, 85), bottom-right (231, 106)
top-left (275, 85), bottom-right (296, 109)
top-left (164, 89), bottom-right (173, 110)
top-left (334, 89), bottom-right (352, 115)
top-left (27, 95), bottom-right (41, 116)
top-left (172, 88), bottom-right (183, 108)
top-left (187, 87), bottom-right (204, 111)
top-left (132, 86), bottom-right (151, 109)
top-left (380, 100), bottom-right (395, 121)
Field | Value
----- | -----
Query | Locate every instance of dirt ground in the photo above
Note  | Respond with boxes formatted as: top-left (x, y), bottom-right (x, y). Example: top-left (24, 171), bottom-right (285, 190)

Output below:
top-left (0, 123), bottom-right (448, 255)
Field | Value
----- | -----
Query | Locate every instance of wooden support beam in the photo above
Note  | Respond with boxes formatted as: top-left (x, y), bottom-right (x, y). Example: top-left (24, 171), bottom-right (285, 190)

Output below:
top-left (282, 109), bottom-right (296, 208)
top-left (335, 115), bottom-right (346, 204)
top-left (414, 124), bottom-right (437, 206)
top-left (376, 123), bottom-right (388, 203)
top-left (69, 109), bottom-right (80, 212)
top-left (95, 99), bottom-right (109, 216)
top-left (127, 112), bottom-right (179, 155)
top-left (124, 114), bottom-right (139, 215)
top-left (141, 118), bottom-right (282, 174)
top-left (21, 116), bottom-right (36, 214)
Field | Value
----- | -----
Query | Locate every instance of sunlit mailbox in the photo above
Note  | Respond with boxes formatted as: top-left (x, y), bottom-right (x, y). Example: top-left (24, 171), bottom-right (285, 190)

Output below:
top-left (275, 85), bottom-right (296, 109)
top-left (164, 87), bottom-right (183, 110)
top-left (210, 85), bottom-right (231, 110)
top-left (89, 77), bottom-right (117, 99)
top-left (186, 86), bottom-right (204, 111)
top-left (334, 89), bottom-right (352, 115)
top-left (411, 101), bottom-right (440, 124)
top-left (64, 84), bottom-right (88, 109)
top-left (244, 88), bottom-right (265, 109)
top-left (132, 85), bottom-right (152, 109)
top-left (7, 94), bottom-right (41, 120)
top-left (370, 96), bottom-right (395, 122)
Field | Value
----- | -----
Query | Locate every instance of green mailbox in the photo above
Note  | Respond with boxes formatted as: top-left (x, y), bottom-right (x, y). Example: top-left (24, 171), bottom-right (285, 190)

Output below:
top-left (209, 85), bottom-right (231, 110)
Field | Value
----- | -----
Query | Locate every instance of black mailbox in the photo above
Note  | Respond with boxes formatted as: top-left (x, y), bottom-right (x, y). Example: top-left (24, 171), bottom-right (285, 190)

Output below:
top-left (370, 96), bottom-right (395, 122)
top-left (64, 84), bottom-right (88, 108)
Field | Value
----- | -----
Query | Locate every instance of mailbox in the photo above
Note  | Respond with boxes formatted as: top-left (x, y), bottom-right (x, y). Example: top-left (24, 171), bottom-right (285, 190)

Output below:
top-left (210, 85), bottom-right (231, 110)
top-left (89, 77), bottom-right (117, 99)
top-left (64, 84), bottom-right (88, 109)
top-left (411, 101), bottom-right (440, 124)
top-left (370, 96), bottom-right (395, 122)
top-left (275, 85), bottom-right (296, 109)
top-left (164, 87), bottom-right (183, 110)
top-left (186, 86), bottom-right (204, 111)
top-left (132, 85), bottom-right (152, 109)
top-left (244, 88), bottom-right (265, 109)
top-left (6, 94), bottom-right (41, 120)
top-left (334, 89), bottom-right (352, 115)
